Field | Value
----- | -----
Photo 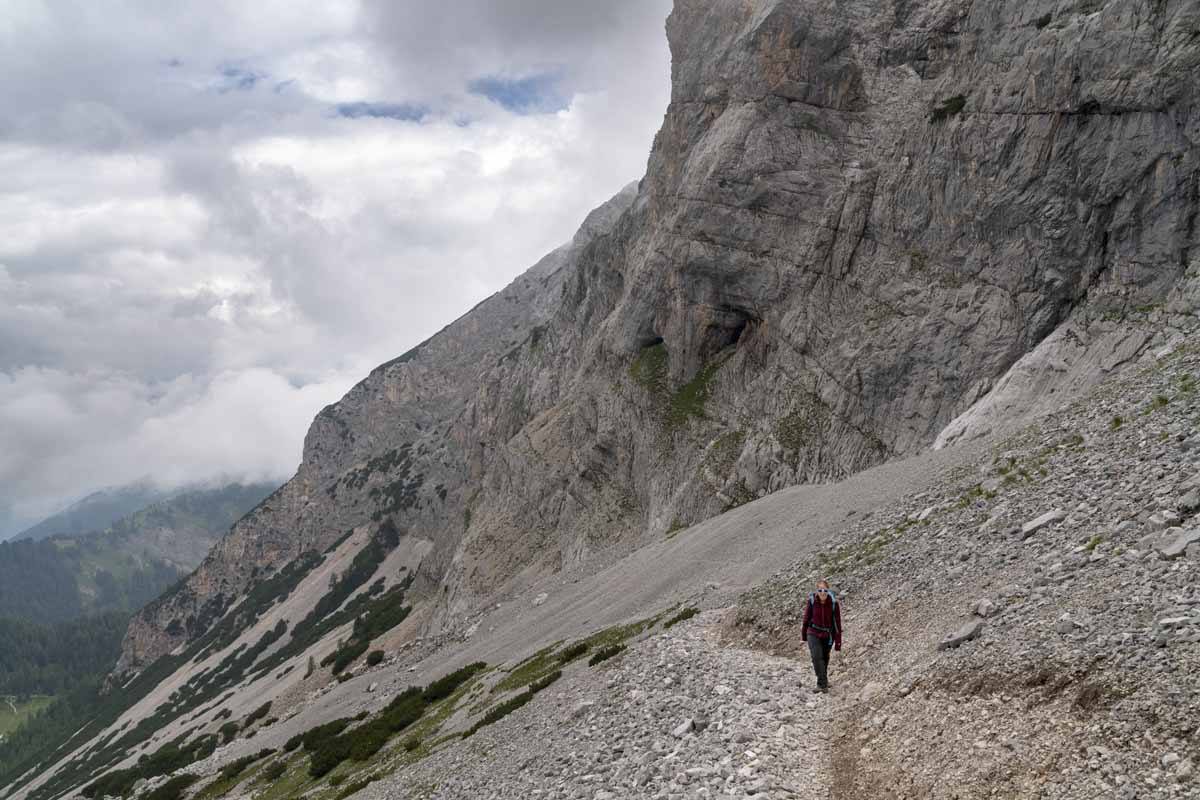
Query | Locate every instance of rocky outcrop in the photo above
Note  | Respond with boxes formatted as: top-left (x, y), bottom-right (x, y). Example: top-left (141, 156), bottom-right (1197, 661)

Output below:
top-left (118, 0), bottom-right (1200, 674)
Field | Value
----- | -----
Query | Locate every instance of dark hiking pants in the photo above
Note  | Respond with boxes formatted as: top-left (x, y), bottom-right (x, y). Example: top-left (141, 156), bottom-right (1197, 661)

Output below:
top-left (807, 633), bottom-right (833, 688)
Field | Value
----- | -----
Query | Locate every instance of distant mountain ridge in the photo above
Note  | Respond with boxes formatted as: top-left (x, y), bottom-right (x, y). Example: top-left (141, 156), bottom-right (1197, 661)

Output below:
top-left (13, 482), bottom-right (178, 542)
top-left (0, 482), bottom-right (277, 627)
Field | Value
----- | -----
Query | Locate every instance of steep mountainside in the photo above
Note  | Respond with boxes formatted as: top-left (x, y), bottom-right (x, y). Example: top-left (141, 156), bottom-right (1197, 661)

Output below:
top-left (119, 0), bottom-right (1200, 675)
top-left (10, 1), bottom-right (1199, 798)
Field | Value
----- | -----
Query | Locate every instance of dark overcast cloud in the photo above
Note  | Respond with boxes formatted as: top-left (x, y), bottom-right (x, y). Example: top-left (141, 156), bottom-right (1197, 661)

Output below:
top-left (0, 0), bottom-right (672, 537)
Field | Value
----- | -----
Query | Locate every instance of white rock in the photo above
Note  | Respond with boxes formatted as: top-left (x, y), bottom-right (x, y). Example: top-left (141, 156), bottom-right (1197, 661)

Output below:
top-left (1021, 509), bottom-right (1067, 539)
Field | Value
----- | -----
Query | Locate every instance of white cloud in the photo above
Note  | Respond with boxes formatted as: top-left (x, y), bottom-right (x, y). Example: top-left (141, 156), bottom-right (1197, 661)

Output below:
top-left (0, 0), bottom-right (672, 537)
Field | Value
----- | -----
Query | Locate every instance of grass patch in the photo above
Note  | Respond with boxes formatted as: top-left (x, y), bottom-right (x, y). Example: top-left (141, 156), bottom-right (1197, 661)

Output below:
top-left (630, 342), bottom-right (669, 396)
top-left (1085, 535), bottom-right (1104, 552)
top-left (261, 761), bottom-right (288, 782)
top-left (667, 357), bottom-right (726, 428)
top-left (528, 670), bottom-right (562, 693)
top-left (145, 774), bottom-right (199, 800)
top-left (1110, 415), bottom-right (1124, 430)
top-left (491, 642), bottom-right (563, 695)
top-left (462, 692), bottom-right (533, 739)
top-left (663, 608), bottom-right (700, 629)
top-left (588, 645), bottom-right (626, 667)
top-left (0, 696), bottom-right (54, 738)
top-left (556, 641), bottom-right (589, 665)
top-left (335, 775), bottom-right (381, 800)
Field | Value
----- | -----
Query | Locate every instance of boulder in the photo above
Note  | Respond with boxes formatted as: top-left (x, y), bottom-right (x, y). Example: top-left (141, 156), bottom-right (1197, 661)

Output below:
top-left (532, 592), bottom-right (549, 607)
top-left (972, 598), bottom-right (997, 618)
top-left (1157, 528), bottom-right (1200, 560)
top-left (937, 620), bottom-right (984, 651)
top-left (672, 718), bottom-right (695, 738)
top-left (1021, 509), bottom-right (1067, 539)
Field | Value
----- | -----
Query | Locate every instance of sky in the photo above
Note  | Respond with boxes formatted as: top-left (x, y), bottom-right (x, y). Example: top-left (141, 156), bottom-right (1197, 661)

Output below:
top-left (0, 0), bottom-right (673, 538)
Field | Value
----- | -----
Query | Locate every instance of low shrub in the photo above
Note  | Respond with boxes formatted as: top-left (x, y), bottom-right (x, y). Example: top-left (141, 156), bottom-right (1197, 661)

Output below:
top-left (243, 701), bottom-right (272, 728)
top-left (262, 761), bottom-right (288, 782)
top-left (528, 670), bottom-right (561, 693)
top-left (366, 649), bottom-right (385, 666)
top-left (588, 644), bottom-right (626, 666)
top-left (219, 721), bottom-right (240, 743)
top-left (144, 774), bottom-right (198, 800)
top-left (220, 755), bottom-right (257, 781)
top-left (219, 748), bottom-right (275, 781)
top-left (422, 661), bottom-right (487, 703)
top-left (556, 642), bottom-right (589, 664)
top-left (463, 691), bottom-right (534, 738)
top-left (663, 608), bottom-right (699, 629)
top-left (403, 737), bottom-right (421, 752)
top-left (335, 776), bottom-right (379, 800)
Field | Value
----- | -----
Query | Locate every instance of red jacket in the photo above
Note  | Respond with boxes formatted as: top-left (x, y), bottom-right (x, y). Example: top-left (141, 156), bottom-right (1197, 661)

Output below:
top-left (801, 592), bottom-right (842, 649)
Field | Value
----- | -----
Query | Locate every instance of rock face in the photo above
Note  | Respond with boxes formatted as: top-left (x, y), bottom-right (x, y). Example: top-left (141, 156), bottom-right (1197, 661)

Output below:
top-left (118, 0), bottom-right (1200, 674)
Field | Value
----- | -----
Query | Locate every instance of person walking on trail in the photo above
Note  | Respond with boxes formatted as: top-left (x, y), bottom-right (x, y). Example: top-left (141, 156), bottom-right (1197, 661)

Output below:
top-left (800, 579), bottom-right (842, 693)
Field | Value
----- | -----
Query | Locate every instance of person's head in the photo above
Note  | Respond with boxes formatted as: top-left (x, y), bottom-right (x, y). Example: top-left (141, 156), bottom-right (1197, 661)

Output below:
top-left (815, 579), bottom-right (831, 602)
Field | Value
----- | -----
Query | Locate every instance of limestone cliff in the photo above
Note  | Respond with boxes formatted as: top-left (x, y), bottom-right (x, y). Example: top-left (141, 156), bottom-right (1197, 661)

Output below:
top-left (117, 0), bottom-right (1200, 675)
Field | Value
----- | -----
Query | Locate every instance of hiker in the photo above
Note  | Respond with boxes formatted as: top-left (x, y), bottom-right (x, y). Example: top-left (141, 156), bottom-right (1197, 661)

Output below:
top-left (800, 579), bottom-right (842, 692)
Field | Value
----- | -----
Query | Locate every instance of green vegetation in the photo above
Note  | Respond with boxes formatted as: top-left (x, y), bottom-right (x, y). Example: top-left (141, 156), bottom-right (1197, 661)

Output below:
top-left (422, 663), bottom-right (487, 704)
top-left (490, 642), bottom-right (563, 695)
top-left (588, 644), bottom-right (626, 666)
top-left (2, 537), bottom-right (344, 800)
top-left (665, 518), bottom-right (687, 540)
top-left (335, 775), bottom-right (381, 800)
top-left (295, 661), bottom-right (489, 779)
top-left (556, 641), bottom-right (589, 664)
top-left (629, 341), bottom-right (728, 430)
top-left (367, 650), bottom-right (385, 667)
top-left (321, 579), bottom-right (413, 675)
top-left (667, 357), bottom-right (726, 428)
top-left (1085, 535), bottom-right (1105, 552)
top-left (81, 732), bottom-right (219, 798)
top-left (528, 670), bottom-right (562, 693)
top-left (219, 721), bottom-right (240, 743)
top-left (931, 94), bottom-right (967, 123)
top-left (244, 701), bottom-right (272, 729)
top-left (0, 614), bottom-right (126, 697)
top-left (219, 749), bottom-right (274, 781)
top-left (463, 691), bottom-right (534, 738)
top-left (1152, 394), bottom-right (1170, 409)
top-left (145, 774), bottom-right (199, 800)
top-left (1111, 415), bottom-right (1124, 430)
top-left (775, 390), bottom-right (831, 464)
top-left (630, 342), bottom-right (669, 396)
top-left (0, 696), bottom-right (54, 739)
top-left (262, 760), bottom-right (288, 782)
top-left (0, 483), bottom-right (274, 627)
top-left (663, 608), bottom-right (700, 629)
top-left (955, 484), bottom-right (996, 509)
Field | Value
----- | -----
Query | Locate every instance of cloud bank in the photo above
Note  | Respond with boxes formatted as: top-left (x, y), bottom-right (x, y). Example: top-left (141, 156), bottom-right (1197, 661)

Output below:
top-left (0, 0), bottom-right (672, 536)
